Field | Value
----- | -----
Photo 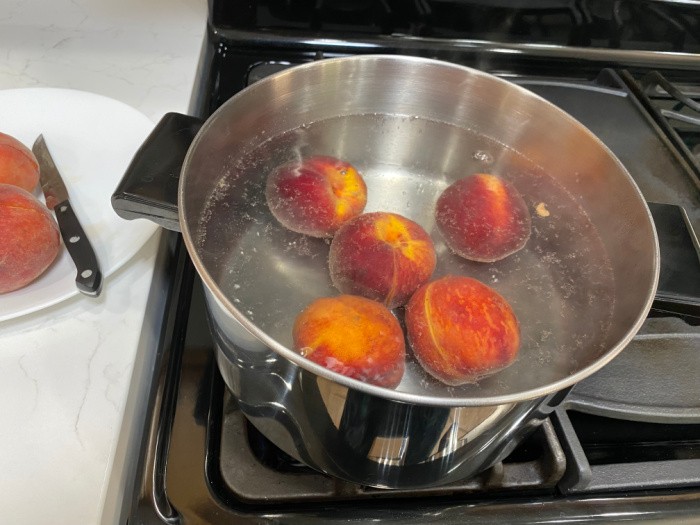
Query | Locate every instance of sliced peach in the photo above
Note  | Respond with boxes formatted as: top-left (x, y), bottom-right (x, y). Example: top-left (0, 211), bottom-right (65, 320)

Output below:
top-left (293, 295), bottom-right (405, 388)
top-left (265, 155), bottom-right (367, 238)
top-left (435, 173), bottom-right (531, 262)
top-left (405, 276), bottom-right (520, 385)
top-left (0, 132), bottom-right (40, 192)
top-left (329, 212), bottom-right (436, 309)
top-left (0, 184), bottom-right (60, 293)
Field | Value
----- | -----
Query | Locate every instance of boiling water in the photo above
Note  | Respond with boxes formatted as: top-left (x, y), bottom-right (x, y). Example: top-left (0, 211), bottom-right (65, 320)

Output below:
top-left (198, 114), bottom-right (616, 399)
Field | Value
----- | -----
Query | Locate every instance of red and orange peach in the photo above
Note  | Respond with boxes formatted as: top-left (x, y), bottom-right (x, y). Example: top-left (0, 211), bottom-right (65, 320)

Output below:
top-left (0, 132), bottom-right (40, 193)
top-left (435, 173), bottom-right (531, 262)
top-left (405, 275), bottom-right (520, 385)
top-left (329, 212), bottom-right (436, 309)
top-left (0, 184), bottom-right (61, 293)
top-left (293, 294), bottom-right (405, 388)
top-left (265, 155), bottom-right (367, 238)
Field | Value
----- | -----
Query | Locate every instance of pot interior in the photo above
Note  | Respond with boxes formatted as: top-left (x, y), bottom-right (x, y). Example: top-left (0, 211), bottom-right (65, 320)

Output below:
top-left (180, 56), bottom-right (657, 403)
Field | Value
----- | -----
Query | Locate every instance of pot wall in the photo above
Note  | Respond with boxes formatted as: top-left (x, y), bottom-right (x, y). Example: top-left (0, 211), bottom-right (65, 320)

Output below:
top-left (181, 56), bottom-right (657, 404)
top-left (208, 288), bottom-right (560, 488)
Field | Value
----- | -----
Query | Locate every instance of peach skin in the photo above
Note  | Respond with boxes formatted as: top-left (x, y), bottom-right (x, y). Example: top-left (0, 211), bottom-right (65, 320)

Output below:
top-left (293, 294), bottom-right (406, 388)
top-left (435, 173), bottom-right (531, 262)
top-left (0, 184), bottom-right (61, 293)
top-left (329, 212), bottom-right (437, 309)
top-left (0, 132), bottom-right (40, 192)
top-left (405, 276), bottom-right (520, 385)
top-left (265, 155), bottom-right (367, 238)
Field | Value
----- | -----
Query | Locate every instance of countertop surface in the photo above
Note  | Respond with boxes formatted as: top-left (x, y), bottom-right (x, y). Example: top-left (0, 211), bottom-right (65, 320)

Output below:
top-left (0, 1), bottom-right (207, 523)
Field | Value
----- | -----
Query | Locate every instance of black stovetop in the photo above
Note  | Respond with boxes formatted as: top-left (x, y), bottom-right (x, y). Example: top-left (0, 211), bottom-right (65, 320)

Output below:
top-left (124, 2), bottom-right (700, 523)
top-left (211, 0), bottom-right (700, 53)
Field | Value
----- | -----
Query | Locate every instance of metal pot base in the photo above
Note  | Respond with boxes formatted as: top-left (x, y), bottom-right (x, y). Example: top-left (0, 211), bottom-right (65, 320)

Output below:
top-left (213, 327), bottom-right (559, 489)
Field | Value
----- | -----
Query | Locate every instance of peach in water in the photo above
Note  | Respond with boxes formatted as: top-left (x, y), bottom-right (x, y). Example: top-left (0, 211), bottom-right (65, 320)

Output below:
top-left (405, 275), bottom-right (520, 385)
top-left (435, 173), bottom-right (531, 262)
top-left (329, 212), bottom-right (436, 309)
top-left (293, 294), bottom-right (405, 388)
top-left (265, 155), bottom-right (367, 238)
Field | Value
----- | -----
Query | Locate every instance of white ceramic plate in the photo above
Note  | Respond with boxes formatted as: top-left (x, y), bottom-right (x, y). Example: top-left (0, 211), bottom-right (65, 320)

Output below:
top-left (0, 88), bottom-right (158, 322)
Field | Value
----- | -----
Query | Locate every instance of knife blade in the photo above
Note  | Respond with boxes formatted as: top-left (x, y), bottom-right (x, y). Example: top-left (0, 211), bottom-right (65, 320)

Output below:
top-left (32, 135), bottom-right (103, 297)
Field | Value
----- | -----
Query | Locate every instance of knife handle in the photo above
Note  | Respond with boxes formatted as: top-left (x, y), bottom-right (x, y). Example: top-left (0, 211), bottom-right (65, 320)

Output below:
top-left (55, 200), bottom-right (103, 297)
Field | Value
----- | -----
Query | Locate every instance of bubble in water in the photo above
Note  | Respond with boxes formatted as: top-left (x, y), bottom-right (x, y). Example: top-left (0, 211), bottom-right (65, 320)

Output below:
top-left (473, 150), bottom-right (494, 164)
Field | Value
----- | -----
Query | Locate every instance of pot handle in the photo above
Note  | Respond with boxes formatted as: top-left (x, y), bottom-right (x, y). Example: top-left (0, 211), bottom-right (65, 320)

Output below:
top-left (561, 323), bottom-right (700, 423)
top-left (111, 112), bottom-right (204, 232)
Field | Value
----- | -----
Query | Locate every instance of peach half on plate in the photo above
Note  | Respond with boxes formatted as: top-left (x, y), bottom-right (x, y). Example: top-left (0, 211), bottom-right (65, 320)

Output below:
top-left (0, 184), bottom-right (60, 294)
top-left (0, 132), bottom-right (40, 192)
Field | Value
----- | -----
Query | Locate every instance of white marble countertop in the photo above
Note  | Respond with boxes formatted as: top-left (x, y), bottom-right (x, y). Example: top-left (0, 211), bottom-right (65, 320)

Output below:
top-left (0, 1), bottom-right (207, 523)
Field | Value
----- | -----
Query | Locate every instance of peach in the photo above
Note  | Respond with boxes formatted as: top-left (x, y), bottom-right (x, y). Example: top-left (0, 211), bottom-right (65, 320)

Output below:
top-left (435, 173), bottom-right (531, 262)
top-left (329, 212), bottom-right (436, 309)
top-left (0, 184), bottom-right (61, 293)
top-left (265, 155), bottom-right (367, 238)
top-left (0, 132), bottom-right (40, 192)
top-left (405, 276), bottom-right (520, 385)
top-left (293, 295), bottom-right (405, 388)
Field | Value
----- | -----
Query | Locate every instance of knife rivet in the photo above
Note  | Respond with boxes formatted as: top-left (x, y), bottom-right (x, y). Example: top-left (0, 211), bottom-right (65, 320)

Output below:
top-left (69, 236), bottom-right (81, 243)
top-left (60, 205), bottom-right (67, 212)
top-left (81, 270), bottom-right (93, 279)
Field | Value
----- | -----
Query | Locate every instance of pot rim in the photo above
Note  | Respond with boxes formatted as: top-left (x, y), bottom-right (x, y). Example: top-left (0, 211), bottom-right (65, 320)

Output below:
top-left (179, 54), bottom-right (660, 408)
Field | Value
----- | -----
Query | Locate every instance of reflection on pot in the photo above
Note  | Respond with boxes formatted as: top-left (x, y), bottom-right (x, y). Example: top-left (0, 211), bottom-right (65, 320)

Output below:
top-left (213, 306), bottom-right (557, 488)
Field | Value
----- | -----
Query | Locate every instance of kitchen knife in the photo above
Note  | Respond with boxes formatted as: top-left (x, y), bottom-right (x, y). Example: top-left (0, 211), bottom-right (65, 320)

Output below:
top-left (32, 135), bottom-right (103, 297)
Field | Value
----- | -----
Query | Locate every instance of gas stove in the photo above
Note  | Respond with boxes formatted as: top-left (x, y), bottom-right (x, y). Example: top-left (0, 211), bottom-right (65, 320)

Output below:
top-left (119, 1), bottom-right (700, 523)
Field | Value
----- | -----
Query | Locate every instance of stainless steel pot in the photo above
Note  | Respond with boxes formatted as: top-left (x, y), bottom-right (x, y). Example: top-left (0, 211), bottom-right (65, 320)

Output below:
top-left (113, 55), bottom-right (659, 489)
